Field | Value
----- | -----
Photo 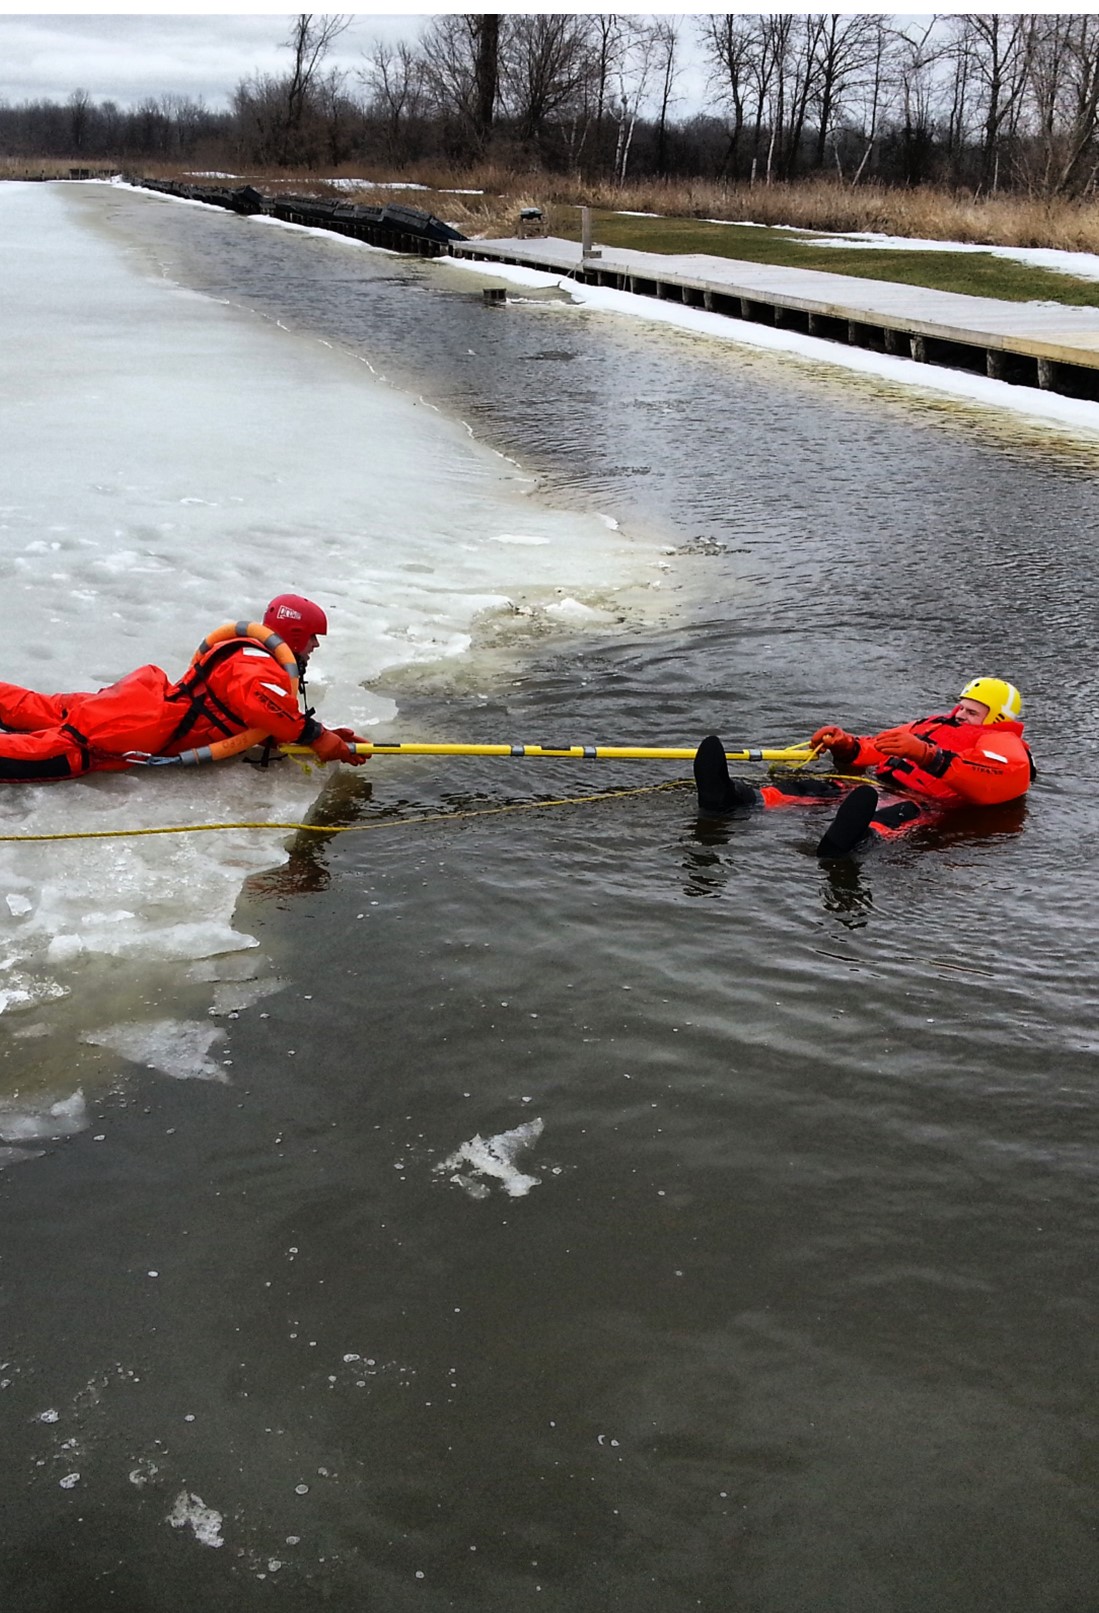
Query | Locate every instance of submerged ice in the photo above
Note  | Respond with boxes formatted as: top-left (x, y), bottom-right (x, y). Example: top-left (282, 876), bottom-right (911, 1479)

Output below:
top-left (0, 182), bottom-right (677, 1073)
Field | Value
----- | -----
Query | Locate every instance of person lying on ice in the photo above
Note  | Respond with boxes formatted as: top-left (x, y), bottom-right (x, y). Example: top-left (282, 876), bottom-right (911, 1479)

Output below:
top-left (0, 594), bottom-right (369, 782)
top-left (693, 677), bottom-right (1035, 857)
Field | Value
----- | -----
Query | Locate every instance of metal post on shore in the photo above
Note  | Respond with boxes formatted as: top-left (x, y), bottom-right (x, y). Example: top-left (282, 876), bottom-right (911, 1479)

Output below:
top-left (581, 206), bottom-right (601, 263)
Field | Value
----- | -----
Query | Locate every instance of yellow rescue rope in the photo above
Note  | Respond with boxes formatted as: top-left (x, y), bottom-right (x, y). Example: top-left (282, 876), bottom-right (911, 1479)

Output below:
top-left (0, 779), bottom-right (691, 843)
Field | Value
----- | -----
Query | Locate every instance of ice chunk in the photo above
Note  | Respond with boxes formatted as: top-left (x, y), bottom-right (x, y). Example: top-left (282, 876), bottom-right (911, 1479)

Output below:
top-left (167, 1491), bottom-right (224, 1548)
top-left (437, 1118), bottom-right (545, 1197)
top-left (545, 597), bottom-right (618, 624)
top-left (83, 1020), bottom-right (228, 1082)
top-left (0, 1091), bottom-right (88, 1143)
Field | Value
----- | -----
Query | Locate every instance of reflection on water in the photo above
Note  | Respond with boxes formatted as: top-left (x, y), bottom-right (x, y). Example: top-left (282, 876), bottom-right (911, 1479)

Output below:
top-left (819, 858), bottom-right (874, 927)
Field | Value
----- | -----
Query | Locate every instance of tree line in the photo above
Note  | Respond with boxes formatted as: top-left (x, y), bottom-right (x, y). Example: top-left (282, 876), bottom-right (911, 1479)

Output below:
top-left (4, 13), bottom-right (1099, 198)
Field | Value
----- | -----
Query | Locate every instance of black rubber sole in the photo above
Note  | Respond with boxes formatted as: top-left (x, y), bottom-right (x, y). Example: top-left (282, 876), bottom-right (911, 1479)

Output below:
top-left (693, 736), bottom-right (759, 816)
top-left (816, 783), bottom-right (879, 857)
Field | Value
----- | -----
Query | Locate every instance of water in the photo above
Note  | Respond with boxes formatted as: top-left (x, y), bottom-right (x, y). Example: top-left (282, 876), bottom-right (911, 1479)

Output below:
top-left (1, 183), bottom-right (1097, 1611)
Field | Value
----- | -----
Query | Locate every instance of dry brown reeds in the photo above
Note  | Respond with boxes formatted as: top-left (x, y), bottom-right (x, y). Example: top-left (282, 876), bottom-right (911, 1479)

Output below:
top-left (317, 167), bottom-right (1099, 253)
top-left (8, 156), bottom-right (1099, 254)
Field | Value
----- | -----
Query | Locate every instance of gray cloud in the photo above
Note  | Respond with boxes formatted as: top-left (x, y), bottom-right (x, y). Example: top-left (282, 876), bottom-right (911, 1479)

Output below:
top-left (0, 14), bottom-right (428, 109)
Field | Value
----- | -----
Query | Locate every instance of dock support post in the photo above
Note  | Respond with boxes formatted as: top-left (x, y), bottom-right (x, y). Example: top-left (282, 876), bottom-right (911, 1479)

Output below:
top-left (910, 335), bottom-right (928, 363)
top-left (703, 291), bottom-right (713, 312)
top-left (883, 329), bottom-right (904, 355)
top-left (986, 350), bottom-right (1007, 381)
top-left (1037, 357), bottom-right (1057, 390)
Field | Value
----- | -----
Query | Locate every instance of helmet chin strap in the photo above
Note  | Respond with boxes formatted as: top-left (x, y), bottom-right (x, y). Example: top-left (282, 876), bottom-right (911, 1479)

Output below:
top-left (298, 660), bottom-right (315, 724)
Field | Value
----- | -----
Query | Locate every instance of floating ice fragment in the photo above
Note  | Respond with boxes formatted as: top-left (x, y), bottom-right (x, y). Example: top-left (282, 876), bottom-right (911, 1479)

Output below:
top-left (5, 895), bottom-right (32, 917)
top-left (450, 1174), bottom-right (491, 1200)
top-left (83, 1021), bottom-right (228, 1082)
top-left (544, 597), bottom-right (617, 624)
top-left (0, 1092), bottom-right (87, 1144)
top-left (436, 1118), bottom-right (545, 1198)
top-left (0, 1146), bottom-right (45, 1167)
top-left (167, 1491), bottom-right (224, 1548)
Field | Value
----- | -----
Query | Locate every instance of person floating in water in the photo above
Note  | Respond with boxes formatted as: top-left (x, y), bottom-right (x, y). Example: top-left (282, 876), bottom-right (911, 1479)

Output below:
top-left (0, 593), bottom-right (370, 781)
top-left (694, 677), bottom-right (1035, 857)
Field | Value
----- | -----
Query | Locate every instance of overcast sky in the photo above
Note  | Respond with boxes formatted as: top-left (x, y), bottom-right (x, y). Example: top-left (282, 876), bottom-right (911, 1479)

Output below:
top-left (0, 13), bottom-right (434, 109)
top-left (0, 9), bottom-right (729, 114)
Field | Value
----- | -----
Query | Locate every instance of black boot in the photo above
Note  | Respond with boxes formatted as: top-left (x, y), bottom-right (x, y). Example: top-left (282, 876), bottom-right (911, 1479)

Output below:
top-left (816, 784), bottom-right (879, 857)
top-left (693, 735), bottom-right (760, 816)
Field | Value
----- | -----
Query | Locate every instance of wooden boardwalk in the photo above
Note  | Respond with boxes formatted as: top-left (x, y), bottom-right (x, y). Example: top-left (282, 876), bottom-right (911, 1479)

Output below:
top-left (449, 235), bottom-right (1099, 402)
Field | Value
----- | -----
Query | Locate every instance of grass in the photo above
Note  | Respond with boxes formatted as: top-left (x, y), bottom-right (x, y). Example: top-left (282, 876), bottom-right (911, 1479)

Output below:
top-left (560, 210), bottom-right (1099, 307)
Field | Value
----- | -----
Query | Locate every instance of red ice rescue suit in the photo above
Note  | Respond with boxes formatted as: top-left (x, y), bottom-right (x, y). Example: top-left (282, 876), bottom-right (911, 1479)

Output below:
top-left (0, 622), bottom-right (325, 782)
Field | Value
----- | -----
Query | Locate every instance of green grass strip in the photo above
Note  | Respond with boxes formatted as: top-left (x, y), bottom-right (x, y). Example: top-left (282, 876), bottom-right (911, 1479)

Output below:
top-left (563, 211), bottom-right (1099, 308)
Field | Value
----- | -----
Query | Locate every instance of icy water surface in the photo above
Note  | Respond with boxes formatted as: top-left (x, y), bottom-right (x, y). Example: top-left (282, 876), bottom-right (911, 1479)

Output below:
top-left (0, 184), bottom-right (1096, 1611)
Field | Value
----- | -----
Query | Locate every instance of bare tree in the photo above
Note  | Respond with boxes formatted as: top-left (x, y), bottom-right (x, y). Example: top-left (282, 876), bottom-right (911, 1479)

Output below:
top-left (652, 19), bottom-right (682, 173)
top-left (846, 21), bottom-right (896, 184)
top-left (67, 88), bottom-right (92, 154)
top-left (500, 13), bottom-right (594, 149)
top-left (585, 14), bottom-right (628, 172)
top-left (606, 18), bottom-right (661, 185)
top-left (473, 14), bottom-right (500, 147)
top-left (1020, 13), bottom-right (1099, 195)
top-left (811, 14), bottom-right (889, 170)
top-left (752, 14), bottom-right (794, 184)
top-left (698, 14), bottom-right (754, 178)
top-left (362, 39), bottom-right (425, 157)
top-left (953, 14), bottom-right (1035, 193)
top-left (891, 18), bottom-right (948, 185)
top-left (419, 13), bottom-right (500, 157)
top-left (281, 14), bottom-right (351, 165)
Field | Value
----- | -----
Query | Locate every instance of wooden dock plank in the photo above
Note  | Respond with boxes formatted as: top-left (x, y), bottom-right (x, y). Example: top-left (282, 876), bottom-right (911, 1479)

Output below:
top-left (449, 236), bottom-right (1099, 375)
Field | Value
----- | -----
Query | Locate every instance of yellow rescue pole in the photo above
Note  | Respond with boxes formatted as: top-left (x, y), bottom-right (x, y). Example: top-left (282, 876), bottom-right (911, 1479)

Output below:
top-left (282, 741), bottom-right (815, 763)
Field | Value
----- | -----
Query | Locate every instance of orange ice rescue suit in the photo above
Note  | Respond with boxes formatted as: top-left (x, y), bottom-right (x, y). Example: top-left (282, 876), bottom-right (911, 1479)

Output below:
top-left (694, 677), bottom-right (1036, 855)
top-left (0, 623), bottom-right (324, 782)
top-left (828, 710), bottom-right (1033, 811)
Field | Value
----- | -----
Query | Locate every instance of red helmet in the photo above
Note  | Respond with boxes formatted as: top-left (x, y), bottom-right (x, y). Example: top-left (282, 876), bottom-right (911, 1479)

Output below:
top-left (263, 594), bottom-right (328, 657)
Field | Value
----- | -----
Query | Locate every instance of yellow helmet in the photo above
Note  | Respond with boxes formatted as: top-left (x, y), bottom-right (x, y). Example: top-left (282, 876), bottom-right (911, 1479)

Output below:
top-left (959, 677), bottom-right (1023, 725)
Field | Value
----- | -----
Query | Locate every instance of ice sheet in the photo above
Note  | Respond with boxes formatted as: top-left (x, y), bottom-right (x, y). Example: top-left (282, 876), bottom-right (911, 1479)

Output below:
top-left (0, 183), bottom-right (678, 1062)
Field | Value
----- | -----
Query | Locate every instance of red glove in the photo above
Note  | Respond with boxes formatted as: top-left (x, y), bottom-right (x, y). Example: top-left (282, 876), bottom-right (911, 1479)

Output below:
top-left (810, 725), bottom-right (859, 767)
top-left (872, 727), bottom-right (933, 766)
top-left (311, 727), bottom-right (368, 766)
